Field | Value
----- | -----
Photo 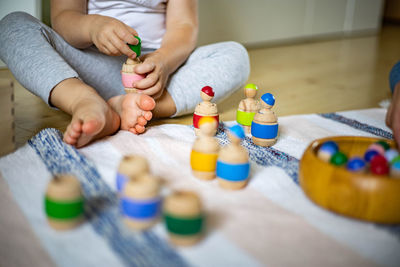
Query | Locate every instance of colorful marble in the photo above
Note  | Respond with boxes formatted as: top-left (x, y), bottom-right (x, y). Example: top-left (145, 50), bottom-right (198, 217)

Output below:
top-left (390, 160), bottom-right (400, 178)
top-left (317, 141), bottom-right (339, 162)
top-left (375, 140), bottom-right (390, 151)
top-left (370, 155), bottom-right (389, 176)
top-left (330, 151), bottom-right (348, 166)
top-left (364, 150), bottom-right (379, 163)
top-left (385, 149), bottom-right (399, 163)
top-left (367, 143), bottom-right (385, 156)
top-left (346, 157), bottom-right (366, 172)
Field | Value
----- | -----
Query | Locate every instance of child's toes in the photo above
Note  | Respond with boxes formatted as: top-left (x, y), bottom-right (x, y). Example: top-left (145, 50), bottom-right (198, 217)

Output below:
top-left (135, 124), bottom-right (145, 134)
top-left (137, 116), bottom-right (148, 126)
top-left (138, 94), bottom-right (156, 111)
top-left (64, 133), bottom-right (77, 145)
top-left (69, 128), bottom-right (81, 139)
top-left (71, 120), bottom-right (83, 133)
top-left (143, 111), bottom-right (153, 121)
top-left (129, 128), bottom-right (138, 134)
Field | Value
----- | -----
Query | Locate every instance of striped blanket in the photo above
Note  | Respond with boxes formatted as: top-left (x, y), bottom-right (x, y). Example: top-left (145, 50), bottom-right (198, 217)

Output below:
top-left (0, 108), bottom-right (399, 267)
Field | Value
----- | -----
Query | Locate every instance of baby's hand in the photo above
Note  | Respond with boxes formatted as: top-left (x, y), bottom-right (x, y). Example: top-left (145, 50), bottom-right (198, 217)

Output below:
top-left (90, 15), bottom-right (139, 58)
top-left (133, 50), bottom-right (170, 99)
top-left (386, 83), bottom-right (400, 149)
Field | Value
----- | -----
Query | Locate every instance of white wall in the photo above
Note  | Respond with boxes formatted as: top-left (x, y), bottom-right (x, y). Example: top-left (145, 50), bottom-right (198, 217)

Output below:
top-left (0, 0), bottom-right (41, 68)
top-left (198, 0), bottom-right (384, 46)
top-left (0, 0), bottom-right (384, 68)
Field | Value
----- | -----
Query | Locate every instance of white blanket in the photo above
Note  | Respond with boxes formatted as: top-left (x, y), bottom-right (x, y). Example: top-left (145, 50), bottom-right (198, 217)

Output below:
top-left (0, 108), bottom-right (398, 267)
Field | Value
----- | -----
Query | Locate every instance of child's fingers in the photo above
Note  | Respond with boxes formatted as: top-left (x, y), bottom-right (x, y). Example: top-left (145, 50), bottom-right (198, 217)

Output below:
top-left (125, 26), bottom-right (138, 40)
top-left (115, 26), bottom-right (138, 46)
top-left (134, 73), bottom-right (159, 89)
top-left (135, 62), bottom-right (156, 74)
top-left (139, 81), bottom-right (163, 96)
top-left (109, 34), bottom-right (135, 57)
top-left (103, 40), bottom-right (122, 56)
top-left (98, 44), bottom-right (114, 56)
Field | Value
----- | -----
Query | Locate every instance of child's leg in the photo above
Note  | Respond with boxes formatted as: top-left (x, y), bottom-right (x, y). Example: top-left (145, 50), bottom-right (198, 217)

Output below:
top-left (0, 12), bottom-right (154, 146)
top-left (153, 41), bottom-right (250, 117)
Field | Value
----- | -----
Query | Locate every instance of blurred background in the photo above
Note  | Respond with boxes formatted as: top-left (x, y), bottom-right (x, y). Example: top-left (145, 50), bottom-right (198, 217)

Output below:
top-left (0, 0), bottom-right (399, 152)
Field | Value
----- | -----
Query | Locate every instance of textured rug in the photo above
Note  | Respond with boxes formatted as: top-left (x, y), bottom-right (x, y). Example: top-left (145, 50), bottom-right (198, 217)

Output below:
top-left (0, 108), bottom-right (399, 267)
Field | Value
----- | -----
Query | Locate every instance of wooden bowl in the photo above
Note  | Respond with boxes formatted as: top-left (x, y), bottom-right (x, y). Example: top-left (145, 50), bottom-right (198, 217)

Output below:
top-left (299, 136), bottom-right (400, 224)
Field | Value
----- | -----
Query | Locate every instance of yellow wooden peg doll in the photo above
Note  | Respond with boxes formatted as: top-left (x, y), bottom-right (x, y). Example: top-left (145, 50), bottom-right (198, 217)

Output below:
top-left (190, 116), bottom-right (220, 180)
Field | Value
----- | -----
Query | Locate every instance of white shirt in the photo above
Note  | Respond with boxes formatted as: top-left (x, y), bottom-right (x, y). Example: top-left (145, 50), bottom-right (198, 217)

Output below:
top-left (88, 0), bottom-right (167, 49)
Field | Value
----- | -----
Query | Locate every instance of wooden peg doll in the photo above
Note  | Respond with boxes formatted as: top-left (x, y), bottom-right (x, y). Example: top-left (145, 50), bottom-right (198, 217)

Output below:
top-left (236, 83), bottom-right (260, 133)
top-left (121, 36), bottom-right (146, 94)
top-left (120, 173), bottom-right (161, 230)
top-left (216, 125), bottom-right (250, 190)
top-left (163, 191), bottom-right (204, 246)
top-left (251, 93), bottom-right (278, 147)
top-left (190, 117), bottom-right (220, 180)
top-left (193, 86), bottom-right (219, 135)
top-left (116, 155), bottom-right (150, 194)
top-left (45, 174), bottom-right (84, 230)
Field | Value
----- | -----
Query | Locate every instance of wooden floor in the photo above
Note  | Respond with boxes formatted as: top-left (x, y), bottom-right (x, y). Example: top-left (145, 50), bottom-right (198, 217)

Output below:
top-left (1, 24), bottom-right (399, 148)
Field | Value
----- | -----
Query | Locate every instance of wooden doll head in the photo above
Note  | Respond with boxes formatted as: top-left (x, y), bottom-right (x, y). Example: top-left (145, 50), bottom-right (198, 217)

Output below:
top-left (244, 83), bottom-right (258, 99)
top-left (228, 125), bottom-right (245, 145)
top-left (47, 174), bottom-right (82, 200)
top-left (260, 93), bottom-right (275, 109)
top-left (123, 173), bottom-right (160, 199)
top-left (200, 86), bottom-right (215, 102)
top-left (119, 155), bottom-right (150, 179)
top-left (198, 116), bottom-right (218, 136)
top-left (163, 191), bottom-right (202, 216)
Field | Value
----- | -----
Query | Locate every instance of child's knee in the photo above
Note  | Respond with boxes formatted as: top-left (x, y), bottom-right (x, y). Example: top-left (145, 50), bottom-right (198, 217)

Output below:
top-left (0, 11), bottom-right (37, 29)
top-left (221, 41), bottom-right (250, 85)
top-left (0, 12), bottom-right (42, 40)
top-left (225, 41), bottom-right (249, 60)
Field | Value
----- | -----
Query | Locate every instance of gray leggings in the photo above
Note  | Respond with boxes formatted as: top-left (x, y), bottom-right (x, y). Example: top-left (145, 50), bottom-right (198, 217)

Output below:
top-left (0, 12), bottom-right (250, 116)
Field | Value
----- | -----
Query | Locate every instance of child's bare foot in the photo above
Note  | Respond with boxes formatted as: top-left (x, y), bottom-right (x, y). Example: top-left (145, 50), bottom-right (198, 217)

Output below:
top-left (108, 93), bottom-right (155, 134)
top-left (63, 98), bottom-right (121, 147)
top-left (49, 78), bottom-right (121, 148)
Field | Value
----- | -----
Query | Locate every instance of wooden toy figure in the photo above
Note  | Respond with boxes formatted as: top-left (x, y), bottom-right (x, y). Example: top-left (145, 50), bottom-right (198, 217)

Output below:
top-left (193, 86), bottom-right (219, 135)
top-left (216, 125), bottom-right (250, 190)
top-left (251, 93), bottom-right (278, 147)
top-left (45, 174), bottom-right (84, 230)
top-left (121, 36), bottom-right (146, 93)
top-left (116, 155), bottom-right (150, 194)
top-left (236, 83), bottom-right (260, 133)
top-left (190, 117), bottom-right (220, 180)
top-left (163, 191), bottom-right (204, 246)
top-left (120, 173), bottom-right (161, 230)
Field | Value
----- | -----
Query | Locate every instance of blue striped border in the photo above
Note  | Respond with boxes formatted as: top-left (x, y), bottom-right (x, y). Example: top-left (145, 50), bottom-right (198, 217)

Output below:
top-left (28, 128), bottom-right (187, 267)
top-left (215, 122), bottom-right (300, 184)
top-left (318, 113), bottom-right (393, 140)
